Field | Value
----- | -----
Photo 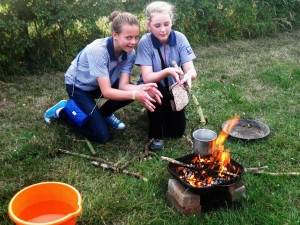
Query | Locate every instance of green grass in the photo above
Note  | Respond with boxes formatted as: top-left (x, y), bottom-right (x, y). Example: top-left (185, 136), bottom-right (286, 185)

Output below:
top-left (1, 31), bottom-right (300, 225)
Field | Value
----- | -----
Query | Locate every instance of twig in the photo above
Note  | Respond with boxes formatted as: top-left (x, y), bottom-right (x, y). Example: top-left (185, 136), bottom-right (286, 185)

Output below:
top-left (84, 138), bottom-right (96, 155)
top-left (251, 171), bottom-right (300, 176)
top-left (183, 135), bottom-right (193, 148)
top-left (91, 161), bottom-right (148, 182)
top-left (57, 149), bottom-right (113, 165)
top-left (136, 139), bottom-right (156, 163)
top-left (244, 166), bottom-right (300, 176)
top-left (244, 166), bottom-right (268, 173)
top-left (161, 156), bottom-right (191, 167)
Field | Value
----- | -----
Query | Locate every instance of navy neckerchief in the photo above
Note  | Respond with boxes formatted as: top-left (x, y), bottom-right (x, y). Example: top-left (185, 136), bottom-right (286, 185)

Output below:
top-left (106, 36), bottom-right (127, 61)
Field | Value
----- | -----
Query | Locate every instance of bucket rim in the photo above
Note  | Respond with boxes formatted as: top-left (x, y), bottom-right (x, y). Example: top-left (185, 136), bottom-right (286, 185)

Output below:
top-left (8, 181), bottom-right (82, 225)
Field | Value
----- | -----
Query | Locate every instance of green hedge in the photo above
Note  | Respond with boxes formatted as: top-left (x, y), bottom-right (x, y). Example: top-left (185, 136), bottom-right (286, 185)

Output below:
top-left (1, 0), bottom-right (300, 77)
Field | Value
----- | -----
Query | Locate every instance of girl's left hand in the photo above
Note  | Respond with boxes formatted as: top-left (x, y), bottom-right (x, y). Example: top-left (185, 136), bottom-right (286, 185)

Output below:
top-left (180, 73), bottom-right (192, 88)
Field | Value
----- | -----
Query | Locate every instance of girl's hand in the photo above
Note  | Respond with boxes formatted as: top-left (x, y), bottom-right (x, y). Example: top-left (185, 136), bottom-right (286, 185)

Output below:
top-left (180, 72), bottom-right (192, 88)
top-left (135, 83), bottom-right (163, 112)
top-left (165, 67), bottom-right (183, 84)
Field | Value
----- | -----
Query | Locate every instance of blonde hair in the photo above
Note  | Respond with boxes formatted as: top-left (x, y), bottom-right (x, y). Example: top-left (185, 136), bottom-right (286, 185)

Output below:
top-left (145, 1), bottom-right (175, 23)
top-left (109, 11), bottom-right (139, 34)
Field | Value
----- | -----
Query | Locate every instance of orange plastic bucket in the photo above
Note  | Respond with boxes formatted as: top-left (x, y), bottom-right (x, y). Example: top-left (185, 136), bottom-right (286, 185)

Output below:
top-left (8, 182), bottom-right (82, 225)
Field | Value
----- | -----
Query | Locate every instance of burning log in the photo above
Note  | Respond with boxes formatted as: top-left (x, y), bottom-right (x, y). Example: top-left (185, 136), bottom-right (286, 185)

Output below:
top-left (91, 161), bottom-right (148, 182)
top-left (161, 156), bottom-right (239, 177)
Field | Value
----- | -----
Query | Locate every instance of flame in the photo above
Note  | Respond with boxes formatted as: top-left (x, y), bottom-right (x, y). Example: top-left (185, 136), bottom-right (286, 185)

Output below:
top-left (177, 116), bottom-right (241, 188)
top-left (215, 115), bottom-right (240, 148)
top-left (212, 115), bottom-right (240, 173)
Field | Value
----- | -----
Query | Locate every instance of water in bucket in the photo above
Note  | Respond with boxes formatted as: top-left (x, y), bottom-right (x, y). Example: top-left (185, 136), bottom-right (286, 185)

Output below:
top-left (8, 182), bottom-right (82, 225)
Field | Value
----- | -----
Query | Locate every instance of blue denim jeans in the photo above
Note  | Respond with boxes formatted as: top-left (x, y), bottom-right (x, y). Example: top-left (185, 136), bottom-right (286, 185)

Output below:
top-left (59, 82), bottom-right (133, 144)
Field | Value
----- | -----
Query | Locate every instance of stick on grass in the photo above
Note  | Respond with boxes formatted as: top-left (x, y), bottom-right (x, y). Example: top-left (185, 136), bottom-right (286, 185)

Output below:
top-left (57, 149), bottom-right (113, 165)
top-left (91, 161), bottom-right (148, 182)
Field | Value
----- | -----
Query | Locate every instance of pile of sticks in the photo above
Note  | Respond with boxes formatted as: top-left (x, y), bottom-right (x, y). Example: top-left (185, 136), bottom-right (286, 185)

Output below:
top-left (56, 138), bottom-right (156, 182)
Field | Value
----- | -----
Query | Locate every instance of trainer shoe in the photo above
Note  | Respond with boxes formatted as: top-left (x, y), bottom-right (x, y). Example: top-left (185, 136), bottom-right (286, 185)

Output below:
top-left (150, 139), bottom-right (164, 150)
top-left (104, 114), bottom-right (125, 130)
top-left (44, 100), bottom-right (67, 123)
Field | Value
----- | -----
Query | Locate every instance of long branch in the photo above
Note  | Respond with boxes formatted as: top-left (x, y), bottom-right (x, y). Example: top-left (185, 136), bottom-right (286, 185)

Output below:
top-left (57, 149), bottom-right (113, 165)
top-left (251, 171), bottom-right (300, 176)
top-left (91, 161), bottom-right (148, 182)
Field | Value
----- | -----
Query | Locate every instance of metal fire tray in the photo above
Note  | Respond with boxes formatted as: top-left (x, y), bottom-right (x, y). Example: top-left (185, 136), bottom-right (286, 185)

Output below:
top-left (167, 153), bottom-right (245, 194)
top-left (221, 119), bottom-right (270, 140)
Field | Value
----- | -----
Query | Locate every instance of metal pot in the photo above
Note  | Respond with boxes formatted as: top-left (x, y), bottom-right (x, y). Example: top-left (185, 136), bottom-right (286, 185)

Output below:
top-left (192, 129), bottom-right (217, 155)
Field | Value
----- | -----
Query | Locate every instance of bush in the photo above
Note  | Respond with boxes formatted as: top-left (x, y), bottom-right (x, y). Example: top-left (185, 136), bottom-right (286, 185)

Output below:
top-left (174, 0), bottom-right (300, 44)
top-left (1, 0), bottom-right (300, 77)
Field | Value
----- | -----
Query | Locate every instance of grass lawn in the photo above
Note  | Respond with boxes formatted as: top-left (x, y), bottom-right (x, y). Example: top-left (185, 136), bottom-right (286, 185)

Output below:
top-left (0, 31), bottom-right (299, 225)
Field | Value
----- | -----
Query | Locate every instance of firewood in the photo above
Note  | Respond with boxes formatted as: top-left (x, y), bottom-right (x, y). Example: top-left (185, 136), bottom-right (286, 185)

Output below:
top-left (244, 166), bottom-right (268, 173)
top-left (57, 149), bottom-right (113, 165)
top-left (243, 166), bottom-right (300, 176)
top-left (91, 161), bottom-right (148, 182)
top-left (251, 171), bottom-right (300, 176)
top-left (160, 156), bottom-right (239, 177)
top-left (57, 149), bottom-right (148, 181)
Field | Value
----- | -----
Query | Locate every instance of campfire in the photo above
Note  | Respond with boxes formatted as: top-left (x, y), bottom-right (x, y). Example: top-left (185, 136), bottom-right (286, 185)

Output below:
top-left (167, 116), bottom-right (245, 192)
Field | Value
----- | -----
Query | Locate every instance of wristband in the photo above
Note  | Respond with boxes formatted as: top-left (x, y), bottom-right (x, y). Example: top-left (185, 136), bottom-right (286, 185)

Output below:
top-left (132, 90), bottom-right (136, 100)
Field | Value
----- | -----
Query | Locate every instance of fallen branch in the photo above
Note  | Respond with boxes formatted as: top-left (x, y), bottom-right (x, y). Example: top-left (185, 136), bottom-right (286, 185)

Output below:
top-left (241, 166), bottom-right (300, 176)
top-left (244, 166), bottom-right (268, 173)
top-left (250, 171), bottom-right (300, 176)
top-left (57, 149), bottom-right (148, 181)
top-left (57, 149), bottom-right (113, 165)
top-left (91, 161), bottom-right (148, 182)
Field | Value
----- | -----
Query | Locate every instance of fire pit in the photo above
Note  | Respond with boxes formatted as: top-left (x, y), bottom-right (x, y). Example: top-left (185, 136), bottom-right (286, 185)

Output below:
top-left (165, 116), bottom-right (247, 214)
top-left (167, 153), bottom-right (245, 194)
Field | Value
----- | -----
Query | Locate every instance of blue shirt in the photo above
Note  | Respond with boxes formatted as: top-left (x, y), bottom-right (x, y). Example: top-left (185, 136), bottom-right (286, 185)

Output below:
top-left (135, 30), bottom-right (196, 86)
top-left (65, 37), bottom-right (135, 91)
